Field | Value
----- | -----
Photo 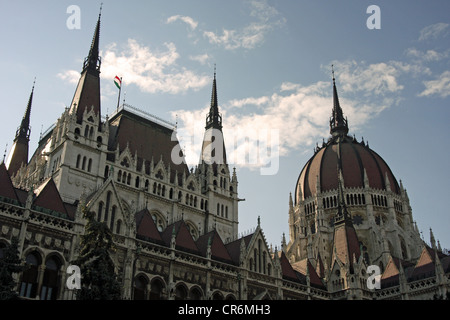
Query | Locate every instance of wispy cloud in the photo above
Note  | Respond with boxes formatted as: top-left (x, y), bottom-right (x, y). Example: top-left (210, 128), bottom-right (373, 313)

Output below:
top-left (58, 39), bottom-right (210, 95)
top-left (173, 60), bottom-right (407, 169)
top-left (419, 70), bottom-right (450, 98)
top-left (56, 70), bottom-right (79, 84)
top-left (166, 15), bottom-right (198, 30)
top-left (189, 53), bottom-right (211, 65)
top-left (203, 0), bottom-right (286, 50)
top-left (418, 22), bottom-right (450, 41)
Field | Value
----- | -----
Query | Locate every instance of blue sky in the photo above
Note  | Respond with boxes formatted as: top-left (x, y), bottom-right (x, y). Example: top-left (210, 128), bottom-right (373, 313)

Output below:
top-left (0, 1), bottom-right (449, 250)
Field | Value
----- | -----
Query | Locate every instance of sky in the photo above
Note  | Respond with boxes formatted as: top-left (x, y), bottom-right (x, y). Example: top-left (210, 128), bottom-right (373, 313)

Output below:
top-left (0, 0), bottom-right (449, 251)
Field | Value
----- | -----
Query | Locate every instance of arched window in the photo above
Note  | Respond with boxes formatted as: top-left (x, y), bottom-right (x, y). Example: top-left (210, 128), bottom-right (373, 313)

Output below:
top-left (225, 206), bottom-right (228, 218)
top-left (135, 176), bottom-right (140, 188)
top-left (127, 173), bottom-right (131, 185)
top-left (41, 256), bottom-right (62, 300)
top-left (169, 188), bottom-right (173, 199)
top-left (133, 275), bottom-right (148, 300)
top-left (104, 191), bottom-right (112, 223)
top-left (84, 125), bottom-right (89, 137)
top-left (122, 171), bottom-right (126, 183)
top-left (190, 287), bottom-right (202, 300)
top-left (145, 180), bottom-right (149, 191)
top-left (117, 170), bottom-right (122, 182)
top-left (104, 165), bottom-right (109, 179)
top-left (116, 220), bottom-right (122, 235)
top-left (200, 199), bottom-right (204, 210)
top-left (87, 158), bottom-right (92, 172)
top-left (217, 203), bottom-right (220, 215)
top-left (110, 206), bottom-right (116, 231)
top-left (149, 279), bottom-right (164, 300)
top-left (76, 154), bottom-right (81, 168)
top-left (82, 156), bottom-right (86, 170)
top-left (175, 285), bottom-right (187, 300)
top-left (89, 126), bottom-right (94, 139)
top-left (20, 252), bottom-right (41, 298)
top-left (97, 202), bottom-right (103, 221)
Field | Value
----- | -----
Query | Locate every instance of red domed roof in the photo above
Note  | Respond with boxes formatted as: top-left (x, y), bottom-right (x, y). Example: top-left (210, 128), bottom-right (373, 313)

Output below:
top-left (296, 136), bottom-right (400, 203)
top-left (295, 74), bottom-right (401, 203)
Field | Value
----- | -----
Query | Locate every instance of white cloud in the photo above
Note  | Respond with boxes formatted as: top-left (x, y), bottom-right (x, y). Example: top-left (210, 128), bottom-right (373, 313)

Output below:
top-left (203, 0), bottom-right (285, 50)
top-left (332, 60), bottom-right (404, 95)
top-left (419, 70), bottom-right (450, 98)
top-left (174, 60), bottom-right (405, 170)
top-left (189, 53), bottom-right (210, 65)
top-left (419, 23), bottom-right (450, 41)
top-left (166, 15), bottom-right (198, 30)
top-left (58, 39), bottom-right (210, 95)
top-left (406, 48), bottom-right (449, 62)
top-left (56, 70), bottom-right (79, 84)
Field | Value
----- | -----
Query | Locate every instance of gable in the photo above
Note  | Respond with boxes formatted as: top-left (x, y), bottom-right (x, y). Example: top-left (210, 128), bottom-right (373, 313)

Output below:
top-left (161, 220), bottom-right (200, 255)
top-left (0, 163), bottom-right (21, 204)
top-left (135, 209), bottom-right (164, 245)
top-left (196, 230), bottom-right (233, 264)
top-left (33, 178), bottom-right (68, 218)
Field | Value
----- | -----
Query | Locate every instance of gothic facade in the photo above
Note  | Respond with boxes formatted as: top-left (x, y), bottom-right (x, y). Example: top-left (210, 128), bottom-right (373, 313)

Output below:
top-left (0, 14), bottom-right (448, 300)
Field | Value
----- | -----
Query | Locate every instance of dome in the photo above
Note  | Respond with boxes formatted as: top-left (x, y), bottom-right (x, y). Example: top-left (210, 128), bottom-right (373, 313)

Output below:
top-left (295, 136), bottom-right (401, 204)
top-left (295, 74), bottom-right (401, 204)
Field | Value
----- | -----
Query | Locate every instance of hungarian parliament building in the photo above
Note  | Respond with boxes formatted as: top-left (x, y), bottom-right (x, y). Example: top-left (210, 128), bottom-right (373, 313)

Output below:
top-left (0, 13), bottom-right (448, 300)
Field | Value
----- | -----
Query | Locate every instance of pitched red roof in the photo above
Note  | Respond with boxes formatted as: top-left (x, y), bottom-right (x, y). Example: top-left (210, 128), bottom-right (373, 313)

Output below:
top-left (196, 230), bottom-right (233, 264)
top-left (135, 209), bottom-right (164, 245)
top-left (225, 233), bottom-right (254, 265)
top-left (331, 222), bottom-right (361, 270)
top-left (33, 178), bottom-right (68, 217)
top-left (161, 220), bottom-right (200, 255)
top-left (280, 251), bottom-right (301, 283)
top-left (108, 109), bottom-right (189, 183)
top-left (292, 258), bottom-right (326, 289)
top-left (0, 162), bottom-right (21, 204)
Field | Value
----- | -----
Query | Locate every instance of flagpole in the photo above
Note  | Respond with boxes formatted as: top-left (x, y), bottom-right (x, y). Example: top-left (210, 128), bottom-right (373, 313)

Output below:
top-left (116, 77), bottom-right (122, 111)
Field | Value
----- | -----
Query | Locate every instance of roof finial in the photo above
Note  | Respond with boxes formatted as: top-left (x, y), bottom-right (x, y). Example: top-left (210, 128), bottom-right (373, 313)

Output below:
top-left (332, 64), bottom-right (335, 84)
top-left (99, 2), bottom-right (103, 18)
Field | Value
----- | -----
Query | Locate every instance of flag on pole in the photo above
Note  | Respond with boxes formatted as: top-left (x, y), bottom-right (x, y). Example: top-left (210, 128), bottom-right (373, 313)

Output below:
top-left (114, 76), bottom-right (121, 89)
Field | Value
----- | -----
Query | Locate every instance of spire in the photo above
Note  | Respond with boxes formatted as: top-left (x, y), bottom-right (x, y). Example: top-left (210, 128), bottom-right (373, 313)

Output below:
top-left (330, 65), bottom-right (349, 137)
top-left (200, 67), bottom-right (227, 165)
top-left (82, 6), bottom-right (102, 75)
top-left (17, 78), bottom-right (34, 141)
top-left (334, 143), bottom-right (351, 226)
top-left (205, 66), bottom-right (222, 130)
top-left (69, 9), bottom-right (102, 126)
top-left (5, 79), bottom-right (35, 176)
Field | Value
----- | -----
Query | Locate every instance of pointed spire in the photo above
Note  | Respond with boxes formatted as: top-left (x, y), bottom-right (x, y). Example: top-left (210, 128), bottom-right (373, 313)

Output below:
top-left (330, 65), bottom-right (349, 137)
top-left (17, 78), bottom-right (35, 141)
top-left (205, 65), bottom-right (222, 130)
top-left (82, 6), bottom-right (102, 74)
top-left (70, 9), bottom-right (102, 126)
top-left (430, 228), bottom-right (436, 249)
top-left (6, 79), bottom-right (35, 176)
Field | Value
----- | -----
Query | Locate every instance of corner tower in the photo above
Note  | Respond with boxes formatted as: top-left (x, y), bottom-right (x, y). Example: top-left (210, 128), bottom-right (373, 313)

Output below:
top-left (6, 80), bottom-right (35, 177)
top-left (197, 70), bottom-right (238, 241)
